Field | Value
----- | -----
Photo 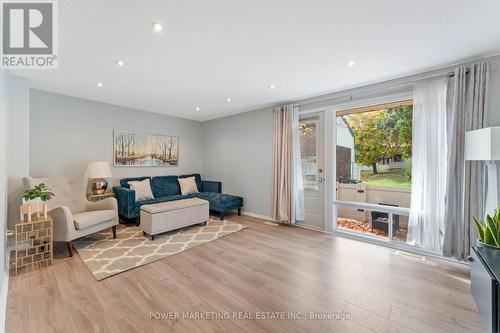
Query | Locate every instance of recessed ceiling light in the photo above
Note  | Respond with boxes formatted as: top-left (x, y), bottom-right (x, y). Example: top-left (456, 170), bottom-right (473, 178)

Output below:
top-left (116, 60), bottom-right (125, 67)
top-left (152, 23), bottom-right (163, 32)
top-left (195, 107), bottom-right (200, 111)
top-left (347, 60), bottom-right (356, 67)
top-left (269, 84), bottom-right (275, 90)
top-left (226, 97), bottom-right (231, 102)
top-left (97, 82), bottom-right (104, 87)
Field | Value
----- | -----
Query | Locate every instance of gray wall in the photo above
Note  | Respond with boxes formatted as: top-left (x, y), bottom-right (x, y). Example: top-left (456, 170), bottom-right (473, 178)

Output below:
top-left (485, 57), bottom-right (500, 196)
top-left (0, 73), bottom-right (29, 312)
top-left (202, 108), bottom-right (274, 217)
top-left (0, 71), bottom-right (8, 301)
top-left (30, 89), bottom-right (204, 183)
top-left (7, 76), bottom-right (30, 230)
top-left (488, 56), bottom-right (500, 126)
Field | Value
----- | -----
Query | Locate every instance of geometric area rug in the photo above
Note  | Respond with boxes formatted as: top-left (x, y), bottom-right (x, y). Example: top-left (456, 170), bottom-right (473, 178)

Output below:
top-left (73, 218), bottom-right (247, 281)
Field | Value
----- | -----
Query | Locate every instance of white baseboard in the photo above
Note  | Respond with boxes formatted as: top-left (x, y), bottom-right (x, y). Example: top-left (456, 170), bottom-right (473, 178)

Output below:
top-left (241, 211), bottom-right (276, 222)
top-left (0, 268), bottom-right (9, 332)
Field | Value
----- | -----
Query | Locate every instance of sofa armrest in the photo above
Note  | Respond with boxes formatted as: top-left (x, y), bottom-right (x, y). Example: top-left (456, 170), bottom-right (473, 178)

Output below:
top-left (202, 180), bottom-right (222, 193)
top-left (87, 197), bottom-right (119, 226)
top-left (87, 197), bottom-right (118, 213)
top-left (113, 186), bottom-right (136, 218)
top-left (48, 206), bottom-right (74, 242)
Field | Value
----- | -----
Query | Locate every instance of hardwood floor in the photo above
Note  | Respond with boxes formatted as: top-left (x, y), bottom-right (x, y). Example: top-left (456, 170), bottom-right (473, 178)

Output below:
top-left (6, 214), bottom-right (484, 333)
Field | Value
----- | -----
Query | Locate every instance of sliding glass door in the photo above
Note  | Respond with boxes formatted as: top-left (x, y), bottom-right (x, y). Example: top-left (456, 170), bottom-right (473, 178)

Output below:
top-left (333, 100), bottom-right (413, 244)
top-left (298, 112), bottom-right (325, 230)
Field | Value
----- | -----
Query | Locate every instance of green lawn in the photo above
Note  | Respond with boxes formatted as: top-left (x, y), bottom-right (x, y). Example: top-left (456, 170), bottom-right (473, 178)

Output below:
top-left (360, 169), bottom-right (411, 188)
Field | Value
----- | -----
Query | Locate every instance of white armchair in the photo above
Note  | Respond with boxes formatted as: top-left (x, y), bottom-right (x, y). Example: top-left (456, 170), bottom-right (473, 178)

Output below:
top-left (23, 176), bottom-right (119, 257)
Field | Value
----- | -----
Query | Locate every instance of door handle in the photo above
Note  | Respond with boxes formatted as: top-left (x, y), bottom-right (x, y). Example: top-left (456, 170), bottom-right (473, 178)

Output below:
top-left (318, 177), bottom-right (324, 183)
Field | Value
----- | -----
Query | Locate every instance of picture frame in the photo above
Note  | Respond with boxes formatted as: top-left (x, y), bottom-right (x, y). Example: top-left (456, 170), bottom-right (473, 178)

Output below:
top-left (113, 130), bottom-right (179, 167)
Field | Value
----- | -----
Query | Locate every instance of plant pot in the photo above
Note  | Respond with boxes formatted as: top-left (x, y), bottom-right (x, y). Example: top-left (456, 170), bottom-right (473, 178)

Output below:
top-left (21, 197), bottom-right (44, 216)
top-left (476, 239), bottom-right (500, 250)
top-left (22, 197), bottom-right (42, 205)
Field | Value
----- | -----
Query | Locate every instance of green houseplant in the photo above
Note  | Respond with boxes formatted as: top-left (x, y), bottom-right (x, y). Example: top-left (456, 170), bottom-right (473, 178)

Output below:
top-left (23, 183), bottom-right (55, 202)
top-left (474, 209), bottom-right (500, 249)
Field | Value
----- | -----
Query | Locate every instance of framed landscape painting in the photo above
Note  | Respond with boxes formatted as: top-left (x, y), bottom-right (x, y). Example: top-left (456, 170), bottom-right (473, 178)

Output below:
top-left (113, 130), bottom-right (179, 167)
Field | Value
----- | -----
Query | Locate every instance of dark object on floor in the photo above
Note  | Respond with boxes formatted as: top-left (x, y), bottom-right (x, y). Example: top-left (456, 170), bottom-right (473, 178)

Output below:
top-left (371, 203), bottom-right (399, 235)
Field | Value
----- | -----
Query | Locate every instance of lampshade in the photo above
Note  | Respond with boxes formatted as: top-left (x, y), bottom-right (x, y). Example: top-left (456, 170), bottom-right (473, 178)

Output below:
top-left (86, 161), bottom-right (113, 179)
top-left (465, 127), bottom-right (500, 161)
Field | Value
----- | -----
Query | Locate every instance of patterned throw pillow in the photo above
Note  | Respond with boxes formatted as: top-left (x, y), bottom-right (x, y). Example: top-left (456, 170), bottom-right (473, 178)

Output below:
top-left (128, 178), bottom-right (155, 201)
top-left (178, 176), bottom-right (199, 195)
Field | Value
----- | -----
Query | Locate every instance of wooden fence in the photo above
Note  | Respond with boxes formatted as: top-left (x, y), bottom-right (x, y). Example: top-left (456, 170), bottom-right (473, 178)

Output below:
top-left (336, 183), bottom-right (411, 228)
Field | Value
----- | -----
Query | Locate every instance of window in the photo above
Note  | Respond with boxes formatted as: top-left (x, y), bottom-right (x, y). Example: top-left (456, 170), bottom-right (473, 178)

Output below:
top-left (335, 100), bottom-right (413, 242)
top-left (299, 119), bottom-right (319, 190)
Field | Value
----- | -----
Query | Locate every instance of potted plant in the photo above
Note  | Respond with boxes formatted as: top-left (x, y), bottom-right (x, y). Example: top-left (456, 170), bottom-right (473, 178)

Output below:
top-left (23, 183), bottom-right (55, 204)
top-left (474, 209), bottom-right (500, 249)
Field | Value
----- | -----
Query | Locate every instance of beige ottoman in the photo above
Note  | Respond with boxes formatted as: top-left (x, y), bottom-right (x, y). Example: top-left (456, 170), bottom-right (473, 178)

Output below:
top-left (140, 198), bottom-right (209, 240)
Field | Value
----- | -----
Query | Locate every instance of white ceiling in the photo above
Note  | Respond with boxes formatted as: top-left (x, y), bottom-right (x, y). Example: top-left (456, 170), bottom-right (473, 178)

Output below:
top-left (13, 0), bottom-right (500, 121)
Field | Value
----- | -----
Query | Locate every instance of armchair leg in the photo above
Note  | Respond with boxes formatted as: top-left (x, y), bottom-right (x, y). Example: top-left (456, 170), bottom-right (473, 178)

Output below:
top-left (112, 225), bottom-right (117, 239)
top-left (220, 212), bottom-right (224, 221)
top-left (238, 208), bottom-right (241, 216)
top-left (66, 241), bottom-right (73, 257)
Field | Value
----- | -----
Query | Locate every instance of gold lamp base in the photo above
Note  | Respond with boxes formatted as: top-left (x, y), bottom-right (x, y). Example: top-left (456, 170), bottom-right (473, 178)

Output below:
top-left (91, 178), bottom-right (108, 195)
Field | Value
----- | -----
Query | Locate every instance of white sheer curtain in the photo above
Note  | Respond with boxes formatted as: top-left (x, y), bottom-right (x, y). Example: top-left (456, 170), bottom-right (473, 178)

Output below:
top-left (292, 106), bottom-right (305, 221)
top-left (407, 77), bottom-right (449, 252)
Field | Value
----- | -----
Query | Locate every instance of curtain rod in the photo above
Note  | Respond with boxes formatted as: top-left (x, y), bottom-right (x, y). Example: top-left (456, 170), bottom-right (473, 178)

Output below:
top-left (293, 66), bottom-right (478, 108)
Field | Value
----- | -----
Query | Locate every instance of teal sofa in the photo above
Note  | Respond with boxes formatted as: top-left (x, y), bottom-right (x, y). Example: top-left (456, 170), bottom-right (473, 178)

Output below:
top-left (113, 173), bottom-right (243, 223)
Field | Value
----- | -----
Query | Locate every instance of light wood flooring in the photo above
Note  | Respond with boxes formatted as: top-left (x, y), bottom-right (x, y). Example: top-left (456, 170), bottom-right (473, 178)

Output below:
top-left (6, 214), bottom-right (484, 332)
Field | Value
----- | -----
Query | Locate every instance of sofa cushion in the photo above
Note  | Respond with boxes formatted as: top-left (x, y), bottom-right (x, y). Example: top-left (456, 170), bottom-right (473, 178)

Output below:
top-left (128, 178), bottom-right (154, 201)
top-left (73, 210), bottom-right (115, 230)
top-left (120, 176), bottom-right (151, 188)
top-left (151, 176), bottom-right (181, 198)
top-left (141, 198), bottom-right (208, 214)
top-left (178, 176), bottom-right (199, 195)
top-left (195, 192), bottom-right (243, 211)
top-left (179, 174), bottom-right (202, 192)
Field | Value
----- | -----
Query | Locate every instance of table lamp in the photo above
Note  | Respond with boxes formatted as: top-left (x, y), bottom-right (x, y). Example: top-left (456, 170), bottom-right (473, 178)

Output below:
top-left (465, 127), bottom-right (500, 216)
top-left (86, 161), bottom-right (113, 195)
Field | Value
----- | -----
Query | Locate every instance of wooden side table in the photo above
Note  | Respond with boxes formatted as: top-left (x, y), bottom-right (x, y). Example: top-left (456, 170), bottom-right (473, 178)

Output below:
top-left (87, 192), bottom-right (115, 202)
top-left (14, 215), bottom-right (53, 275)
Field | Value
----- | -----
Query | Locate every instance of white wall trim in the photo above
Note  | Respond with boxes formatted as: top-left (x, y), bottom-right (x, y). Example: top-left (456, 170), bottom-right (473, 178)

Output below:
top-left (0, 268), bottom-right (9, 332)
top-left (241, 211), bottom-right (276, 222)
top-left (331, 91), bottom-right (413, 113)
top-left (242, 211), bottom-right (314, 226)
